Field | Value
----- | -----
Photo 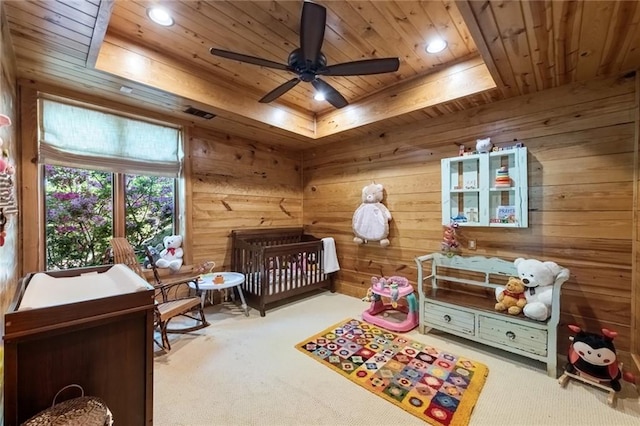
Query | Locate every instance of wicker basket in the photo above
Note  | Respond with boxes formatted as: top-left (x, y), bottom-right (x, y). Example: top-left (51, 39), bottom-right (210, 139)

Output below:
top-left (22, 385), bottom-right (113, 426)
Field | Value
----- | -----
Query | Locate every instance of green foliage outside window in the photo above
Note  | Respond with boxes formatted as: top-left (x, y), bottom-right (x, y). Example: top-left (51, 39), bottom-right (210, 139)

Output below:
top-left (45, 165), bottom-right (174, 270)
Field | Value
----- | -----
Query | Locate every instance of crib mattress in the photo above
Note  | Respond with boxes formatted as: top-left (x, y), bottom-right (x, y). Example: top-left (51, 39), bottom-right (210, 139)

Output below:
top-left (246, 269), bottom-right (325, 295)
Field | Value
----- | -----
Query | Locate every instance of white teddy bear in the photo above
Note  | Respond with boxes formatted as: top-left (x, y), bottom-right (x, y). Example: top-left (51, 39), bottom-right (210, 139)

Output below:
top-left (475, 137), bottom-right (493, 153)
top-left (352, 183), bottom-right (392, 247)
top-left (497, 257), bottom-right (570, 321)
top-left (155, 235), bottom-right (184, 272)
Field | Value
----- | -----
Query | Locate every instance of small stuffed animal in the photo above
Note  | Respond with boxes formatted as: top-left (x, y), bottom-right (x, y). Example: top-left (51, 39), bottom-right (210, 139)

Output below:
top-left (565, 325), bottom-right (636, 392)
top-left (0, 114), bottom-right (11, 174)
top-left (513, 257), bottom-right (570, 321)
top-left (0, 141), bottom-right (13, 175)
top-left (475, 137), bottom-right (493, 153)
top-left (495, 277), bottom-right (527, 315)
top-left (352, 183), bottom-right (392, 247)
top-left (441, 222), bottom-right (460, 256)
top-left (143, 244), bottom-right (162, 269)
top-left (155, 235), bottom-right (184, 271)
top-left (362, 287), bottom-right (373, 302)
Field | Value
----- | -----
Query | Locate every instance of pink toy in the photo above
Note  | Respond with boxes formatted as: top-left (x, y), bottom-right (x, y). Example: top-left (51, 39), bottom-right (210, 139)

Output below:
top-left (362, 276), bottom-right (419, 332)
top-left (441, 222), bottom-right (460, 256)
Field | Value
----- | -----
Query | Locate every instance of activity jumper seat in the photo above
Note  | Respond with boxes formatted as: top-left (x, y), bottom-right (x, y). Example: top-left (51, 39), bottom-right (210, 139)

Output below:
top-left (362, 275), bottom-right (419, 332)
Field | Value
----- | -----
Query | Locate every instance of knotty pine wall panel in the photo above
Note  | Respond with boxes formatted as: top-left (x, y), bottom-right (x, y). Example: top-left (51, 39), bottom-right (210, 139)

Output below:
top-left (189, 127), bottom-right (303, 269)
top-left (303, 73), bottom-right (638, 359)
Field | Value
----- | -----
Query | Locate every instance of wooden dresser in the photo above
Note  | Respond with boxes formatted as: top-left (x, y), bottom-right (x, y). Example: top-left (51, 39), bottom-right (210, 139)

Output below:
top-left (3, 265), bottom-right (155, 425)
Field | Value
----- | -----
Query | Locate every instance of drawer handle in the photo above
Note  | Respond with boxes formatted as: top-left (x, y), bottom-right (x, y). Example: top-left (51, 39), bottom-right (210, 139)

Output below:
top-left (506, 331), bottom-right (516, 340)
top-left (443, 314), bottom-right (451, 323)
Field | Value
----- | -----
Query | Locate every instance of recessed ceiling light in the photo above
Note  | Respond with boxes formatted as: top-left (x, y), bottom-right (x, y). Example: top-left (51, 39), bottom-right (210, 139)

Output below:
top-left (425, 39), bottom-right (447, 54)
top-left (314, 92), bottom-right (326, 101)
top-left (119, 86), bottom-right (133, 93)
top-left (147, 7), bottom-right (174, 27)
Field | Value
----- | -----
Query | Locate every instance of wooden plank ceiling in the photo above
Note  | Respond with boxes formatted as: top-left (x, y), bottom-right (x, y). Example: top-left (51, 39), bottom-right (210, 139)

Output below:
top-left (4, 1), bottom-right (640, 149)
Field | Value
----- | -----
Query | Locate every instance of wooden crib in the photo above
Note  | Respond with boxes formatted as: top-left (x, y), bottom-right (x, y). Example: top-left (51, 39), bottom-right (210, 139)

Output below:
top-left (231, 227), bottom-right (335, 316)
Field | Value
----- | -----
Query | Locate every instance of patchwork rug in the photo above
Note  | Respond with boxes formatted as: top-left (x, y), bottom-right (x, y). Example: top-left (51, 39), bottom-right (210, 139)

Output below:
top-left (296, 318), bottom-right (488, 426)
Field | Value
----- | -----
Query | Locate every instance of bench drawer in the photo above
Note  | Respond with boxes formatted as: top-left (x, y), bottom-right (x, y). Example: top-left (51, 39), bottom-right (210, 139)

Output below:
top-left (478, 315), bottom-right (547, 356)
top-left (424, 302), bottom-right (475, 336)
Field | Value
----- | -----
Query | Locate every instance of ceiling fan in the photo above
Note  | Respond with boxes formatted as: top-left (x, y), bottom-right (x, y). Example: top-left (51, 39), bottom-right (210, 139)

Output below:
top-left (209, 1), bottom-right (400, 109)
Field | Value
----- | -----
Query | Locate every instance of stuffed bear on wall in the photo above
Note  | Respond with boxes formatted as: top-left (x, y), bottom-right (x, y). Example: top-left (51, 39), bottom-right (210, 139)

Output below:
top-left (505, 257), bottom-right (570, 321)
top-left (156, 235), bottom-right (184, 272)
top-left (352, 183), bottom-right (392, 247)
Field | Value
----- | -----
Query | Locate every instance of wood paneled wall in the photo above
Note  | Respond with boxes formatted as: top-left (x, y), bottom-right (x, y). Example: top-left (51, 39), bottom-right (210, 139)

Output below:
top-left (188, 127), bottom-right (303, 269)
top-left (303, 73), bottom-right (639, 364)
top-left (634, 75), bottom-right (640, 364)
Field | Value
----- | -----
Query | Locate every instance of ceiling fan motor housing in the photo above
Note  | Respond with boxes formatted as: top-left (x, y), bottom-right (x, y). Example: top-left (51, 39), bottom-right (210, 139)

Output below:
top-left (288, 48), bottom-right (326, 81)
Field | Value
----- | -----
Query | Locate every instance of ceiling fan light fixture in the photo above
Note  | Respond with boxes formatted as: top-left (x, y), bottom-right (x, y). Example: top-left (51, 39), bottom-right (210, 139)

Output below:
top-left (314, 92), bottom-right (326, 101)
top-left (147, 7), bottom-right (174, 27)
top-left (426, 39), bottom-right (447, 54)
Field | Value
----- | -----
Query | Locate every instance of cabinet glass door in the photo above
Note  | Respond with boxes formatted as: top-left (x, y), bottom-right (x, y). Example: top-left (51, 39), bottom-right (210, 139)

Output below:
top-left (442, 157), bottom-right (482, 226)
top-left (441, 147), bottom-right (527, 228)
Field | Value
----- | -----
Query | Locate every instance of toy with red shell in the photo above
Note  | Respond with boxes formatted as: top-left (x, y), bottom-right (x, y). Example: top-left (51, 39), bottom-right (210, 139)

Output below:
top-left (564, 324), bottom-right (635, 392)
top-left (565, 325), bottom-right (621, 390)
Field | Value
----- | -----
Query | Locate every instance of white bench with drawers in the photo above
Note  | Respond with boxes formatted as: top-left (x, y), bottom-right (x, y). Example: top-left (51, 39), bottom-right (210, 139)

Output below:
top-left (414, 252), bottom-right (570, 377)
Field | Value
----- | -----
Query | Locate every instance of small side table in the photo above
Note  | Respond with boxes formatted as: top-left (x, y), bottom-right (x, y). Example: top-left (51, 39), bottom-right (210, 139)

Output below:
top-left (188, 272), bottom-right (249, 316)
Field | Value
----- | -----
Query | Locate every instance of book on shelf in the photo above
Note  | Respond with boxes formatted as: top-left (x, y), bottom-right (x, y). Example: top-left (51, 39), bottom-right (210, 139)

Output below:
top-left (494, 205), bottom-right (517, 223)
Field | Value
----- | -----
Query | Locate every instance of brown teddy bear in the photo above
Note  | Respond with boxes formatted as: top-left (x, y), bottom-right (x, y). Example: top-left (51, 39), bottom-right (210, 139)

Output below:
top-left (495, 277), bottom-right (527, 315)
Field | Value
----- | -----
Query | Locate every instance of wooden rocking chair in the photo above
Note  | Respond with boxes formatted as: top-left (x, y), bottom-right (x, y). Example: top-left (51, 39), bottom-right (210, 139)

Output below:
top-left (109, 238), bottom-right (209, 351)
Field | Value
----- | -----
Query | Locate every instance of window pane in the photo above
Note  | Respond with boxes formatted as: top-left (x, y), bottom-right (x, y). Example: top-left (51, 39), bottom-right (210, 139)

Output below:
top-left (124, 174), bottom-right (175, 250)
top-left (44, 165), bottom-right (113, 270)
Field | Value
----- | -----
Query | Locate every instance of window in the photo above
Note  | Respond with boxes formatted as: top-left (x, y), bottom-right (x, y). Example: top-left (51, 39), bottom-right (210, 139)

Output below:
top-left (40, 98), bottom-right (182, 270)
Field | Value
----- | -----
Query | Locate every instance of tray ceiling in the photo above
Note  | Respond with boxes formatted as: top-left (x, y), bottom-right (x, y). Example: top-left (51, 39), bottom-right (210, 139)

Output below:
top-left (4, 1), bottom-right (640, 149)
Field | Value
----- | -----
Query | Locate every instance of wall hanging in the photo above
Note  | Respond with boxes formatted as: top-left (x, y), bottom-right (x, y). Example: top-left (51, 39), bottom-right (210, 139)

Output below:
top-left (0, 113), bottom-right (16, 247)
top-left (352, 182), bottom-right (391, 247)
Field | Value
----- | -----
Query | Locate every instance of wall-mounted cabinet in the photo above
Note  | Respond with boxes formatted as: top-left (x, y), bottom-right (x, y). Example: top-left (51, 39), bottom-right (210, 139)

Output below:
top-left (441, 147), bottom-right (528, 227)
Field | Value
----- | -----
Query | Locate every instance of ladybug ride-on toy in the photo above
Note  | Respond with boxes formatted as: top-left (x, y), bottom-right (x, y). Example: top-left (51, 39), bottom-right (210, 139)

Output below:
top-left (558, 324), bottom-right (637, 406)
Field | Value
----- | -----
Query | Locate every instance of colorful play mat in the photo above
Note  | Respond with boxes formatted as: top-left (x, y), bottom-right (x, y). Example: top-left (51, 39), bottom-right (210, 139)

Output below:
top-left (296, 318), bottom-right (488, 426)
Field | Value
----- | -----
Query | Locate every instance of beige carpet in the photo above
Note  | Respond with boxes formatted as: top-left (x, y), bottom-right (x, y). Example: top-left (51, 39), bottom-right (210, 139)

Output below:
top-left (154, 292), bottom-right (640, 425)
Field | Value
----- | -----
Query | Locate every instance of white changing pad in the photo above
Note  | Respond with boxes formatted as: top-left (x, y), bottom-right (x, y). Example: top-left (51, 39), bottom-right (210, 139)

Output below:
top-left (18, 264), bottom-right (153, 311)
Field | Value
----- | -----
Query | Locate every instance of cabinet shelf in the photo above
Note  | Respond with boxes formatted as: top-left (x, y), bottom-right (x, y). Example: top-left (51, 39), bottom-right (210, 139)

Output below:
top-left (451, 188), bottom-right (480, 193)
top-left (441, 148), bottom-right (528, 228)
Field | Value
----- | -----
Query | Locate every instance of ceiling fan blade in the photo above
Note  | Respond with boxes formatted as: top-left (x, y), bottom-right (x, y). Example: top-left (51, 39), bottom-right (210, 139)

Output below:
top-left (259, 78), bottom-right (301, 103)
top-left (210, 48), bottom-right (289, 71)
top-left (312, 78), bottom-right (348, 109)
top-left (321, 58), bottom-right (400, 76)
top-left (300, 1), bottom-right (326, 64)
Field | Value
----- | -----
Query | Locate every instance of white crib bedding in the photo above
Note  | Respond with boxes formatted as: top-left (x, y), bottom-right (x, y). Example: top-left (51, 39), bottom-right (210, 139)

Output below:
top-left (246, 269), bottom-right (323, 295)
top-left (19, 264), bottom-right (153, 311)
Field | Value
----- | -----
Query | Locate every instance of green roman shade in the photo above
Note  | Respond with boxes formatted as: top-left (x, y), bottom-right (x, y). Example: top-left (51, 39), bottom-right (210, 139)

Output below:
top-left (39, 99), bottom-right (182, 177)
